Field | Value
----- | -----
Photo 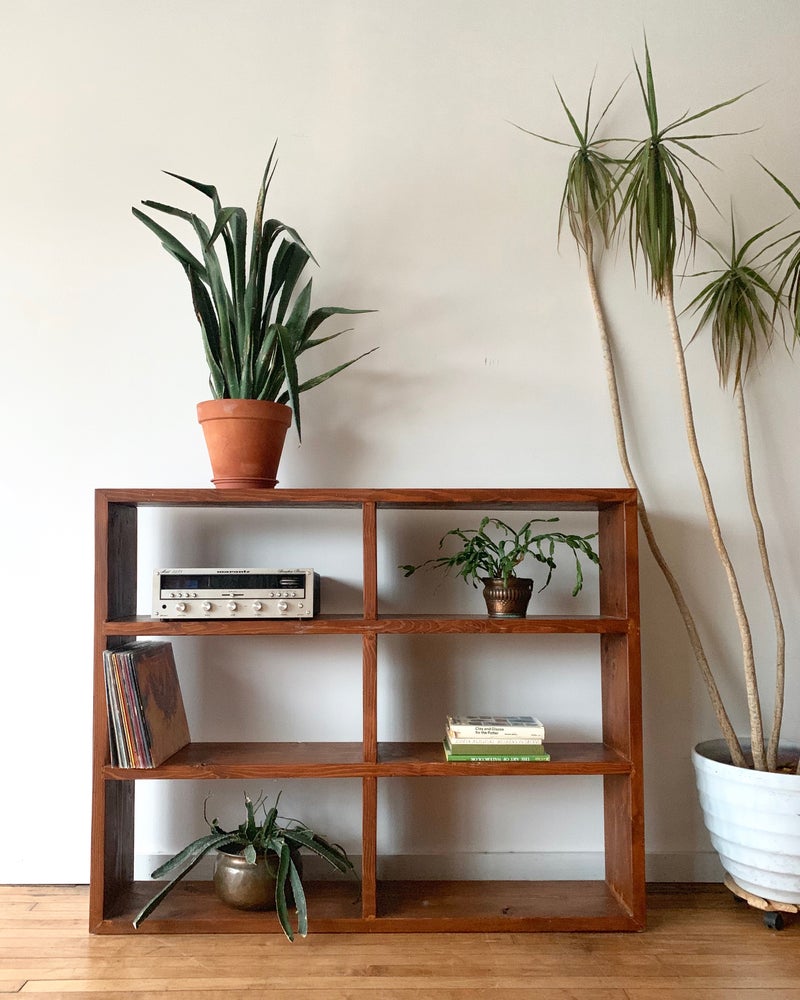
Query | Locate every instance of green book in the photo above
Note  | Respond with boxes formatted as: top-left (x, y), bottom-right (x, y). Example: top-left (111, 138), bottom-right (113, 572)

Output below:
top-left (443, 740), bottom-right (551, 762)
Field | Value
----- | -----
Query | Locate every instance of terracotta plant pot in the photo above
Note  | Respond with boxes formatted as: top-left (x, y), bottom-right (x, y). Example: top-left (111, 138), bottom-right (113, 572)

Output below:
top-left (481, 577), bottom-right (534, 618)
top-left (197, 399), bottom-right (292, 489)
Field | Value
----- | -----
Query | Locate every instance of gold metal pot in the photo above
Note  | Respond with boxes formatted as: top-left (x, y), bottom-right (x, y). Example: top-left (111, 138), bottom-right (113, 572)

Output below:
top-left (213, 847), bottom-right (303, 911)
top-left (481, 576), bottom-right (534, 618)
top-left (213, 849), bottom-right (278, 911)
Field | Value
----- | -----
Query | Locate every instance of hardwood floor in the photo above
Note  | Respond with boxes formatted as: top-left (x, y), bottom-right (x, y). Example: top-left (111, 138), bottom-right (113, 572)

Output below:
top-left (1, 884), bottom-right (798, 999)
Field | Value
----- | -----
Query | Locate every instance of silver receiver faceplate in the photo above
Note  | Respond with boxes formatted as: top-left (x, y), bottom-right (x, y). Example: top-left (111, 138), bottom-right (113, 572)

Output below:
top-left (152, 568), bottom-right (319, 619)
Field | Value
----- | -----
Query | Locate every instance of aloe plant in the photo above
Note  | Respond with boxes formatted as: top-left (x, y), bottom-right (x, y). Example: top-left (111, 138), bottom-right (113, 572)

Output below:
top-left (401, 516), bottom-right (599, 594)
top-left (133, 792), bottom-right (355, 941)
top-left (133, 143), bottom-right (375, 440)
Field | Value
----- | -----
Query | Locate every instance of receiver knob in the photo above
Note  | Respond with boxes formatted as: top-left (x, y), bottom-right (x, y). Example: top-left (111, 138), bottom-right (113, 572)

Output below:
top-left (227, 601), bottom-right (238, 612)
top-left (176, 602), bottom-right (187, 613)
top-left (202, 601), bottom-right (212, 613)
top-left (277, 600), bottom-right (289, 613)
top-left (252, 601), bottom-right (263, 612)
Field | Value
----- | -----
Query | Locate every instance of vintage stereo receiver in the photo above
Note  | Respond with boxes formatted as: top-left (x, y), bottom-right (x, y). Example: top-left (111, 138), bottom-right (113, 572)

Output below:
top-left (152, 568), bottom-right (319, 619)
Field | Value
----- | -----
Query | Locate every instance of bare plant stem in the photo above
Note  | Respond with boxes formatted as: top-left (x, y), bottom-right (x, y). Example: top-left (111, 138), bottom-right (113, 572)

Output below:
top-left (734, 383), bottom-right (786, 772)
top-left (662, 273), bottom-right (766, 770)
top-left (583, 226), bottom-right (745, 766)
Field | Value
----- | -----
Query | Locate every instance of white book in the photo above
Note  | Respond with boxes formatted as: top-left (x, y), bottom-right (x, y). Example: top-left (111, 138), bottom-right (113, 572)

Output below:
top-left (446, 715), bottom-right (545, 739)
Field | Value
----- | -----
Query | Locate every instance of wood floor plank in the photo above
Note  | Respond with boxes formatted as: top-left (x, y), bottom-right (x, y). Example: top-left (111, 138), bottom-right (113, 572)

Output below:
top-left (15, 993), bottom-right (631, 1000)
top-left (2, 883), bottom-right (798, 999)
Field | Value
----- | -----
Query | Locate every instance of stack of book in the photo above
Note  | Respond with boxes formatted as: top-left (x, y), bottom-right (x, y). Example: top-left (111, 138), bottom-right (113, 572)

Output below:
top-left (443, 714), bottom-right (550, 761)
top-left (103, 640), bottom-right (190, 768)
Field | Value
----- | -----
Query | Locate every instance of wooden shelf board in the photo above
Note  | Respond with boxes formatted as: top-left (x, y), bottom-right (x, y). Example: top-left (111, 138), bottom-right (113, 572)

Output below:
top-left (94, 878), bottom-right (641, 934)
top-left (377, 741), bottom-right (631, 774)
top-left (104, 614), bottom-right (629, 636)
top-left (375, 879), bottom-right (642, 931)
top-left (102, 741), bottom-right (631, 779)
top-left (98, 487), bottom-right (637, 511)
top-left (95, 879), bottom-right (364, 935)
top-left (104, 614), bottom-right (367, 636)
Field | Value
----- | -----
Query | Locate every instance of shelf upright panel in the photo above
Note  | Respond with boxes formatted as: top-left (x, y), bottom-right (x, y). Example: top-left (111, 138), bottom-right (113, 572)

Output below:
top-left (598, 493), bottom-right (645, 927)
top-left (361, 499), bottom-right (379, 918)
top-left (90, 491), bottom-right (138, 931)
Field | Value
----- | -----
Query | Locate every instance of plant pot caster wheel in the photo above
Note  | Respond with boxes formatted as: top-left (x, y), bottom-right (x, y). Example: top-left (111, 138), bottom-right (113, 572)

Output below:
top-left (723, 873), bottom-right (797, 931)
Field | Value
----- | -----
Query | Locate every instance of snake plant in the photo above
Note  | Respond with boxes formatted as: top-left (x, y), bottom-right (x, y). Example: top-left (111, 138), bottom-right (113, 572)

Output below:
top-left (133, 143), bottom-right (375, 440)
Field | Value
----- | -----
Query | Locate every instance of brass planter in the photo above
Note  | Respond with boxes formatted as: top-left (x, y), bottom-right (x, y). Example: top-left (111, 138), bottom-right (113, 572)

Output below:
top-left (213, 847), bottom-right (303, 911)
top-left (481, 577), bottom-right (534, 618)
top-left (213, 849), bottom-right (278, 911)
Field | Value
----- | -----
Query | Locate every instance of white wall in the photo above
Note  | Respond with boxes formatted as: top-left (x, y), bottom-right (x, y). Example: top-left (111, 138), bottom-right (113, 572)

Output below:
top-left (1, 0), bottom-right (798, 883)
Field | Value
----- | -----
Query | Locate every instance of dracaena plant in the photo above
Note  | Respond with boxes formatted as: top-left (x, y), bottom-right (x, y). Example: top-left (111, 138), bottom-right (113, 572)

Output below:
top-left (133, 792), bottom-right (355, 941)
top-left (401, 516), bottom-right (599, 594)
top-left (686, 214), bottom-right (788, 771)
top-left (133, 143), bottom-right (375, 440)
top-left (527, 37), bottom-right (799, 772)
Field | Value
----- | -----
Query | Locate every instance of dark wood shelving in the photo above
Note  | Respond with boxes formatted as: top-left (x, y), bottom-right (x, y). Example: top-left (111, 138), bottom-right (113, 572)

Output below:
top-left (101, 740), bottom-right (632, 780)
top-left (91, 487), bottom-right (645, 934)
top-left (103, 613), bottom-right (629, 636)
top-left (94, 878), bottom-right (638, 935)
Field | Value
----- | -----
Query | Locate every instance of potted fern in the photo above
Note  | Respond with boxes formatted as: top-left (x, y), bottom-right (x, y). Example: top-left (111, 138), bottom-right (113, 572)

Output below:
top-left (134, 142), bottom-right (375, 488)
top-left (133, 792), bottom-right (356, 941)
top-left (401, 516), bottom-right (599, 617)
top-left (522, 39), bottom-right (800, 908)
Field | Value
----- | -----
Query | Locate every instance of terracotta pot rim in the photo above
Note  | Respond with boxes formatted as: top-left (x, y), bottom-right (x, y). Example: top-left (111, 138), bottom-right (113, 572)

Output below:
top-left (197, 398), bottom-right (292, 425)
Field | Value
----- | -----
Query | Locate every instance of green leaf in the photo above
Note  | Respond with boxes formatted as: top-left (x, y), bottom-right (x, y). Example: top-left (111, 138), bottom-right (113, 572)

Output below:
top-left (132, 207), bottom-right (208, 277)
top-left (133, 832), bottom-right (238, 928)
top-left (287, 856), bottom-right (307, 938)
top-left (283, 347), bottom-right (379, 397)
top-left (282, 827), bottom-right (354, 873)
top-left (272, 842), bottom-right (295, 941)
top-left (275, 323), bottom-right (302, 441)
top-left (302, 305), bottom-right (377, 346)
top-left (163, 170), bottom-right (223, 215)
top-left (185, 265), bottom-right (226, 397)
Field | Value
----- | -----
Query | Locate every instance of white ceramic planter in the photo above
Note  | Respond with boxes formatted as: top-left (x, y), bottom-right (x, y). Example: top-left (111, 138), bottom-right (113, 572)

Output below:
top-left (692, 738), bottom-right (800, 904)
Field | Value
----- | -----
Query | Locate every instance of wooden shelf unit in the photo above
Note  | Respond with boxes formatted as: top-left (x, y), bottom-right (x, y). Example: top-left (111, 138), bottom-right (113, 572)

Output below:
top-left (91, 487), bottom-right (644, 934)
